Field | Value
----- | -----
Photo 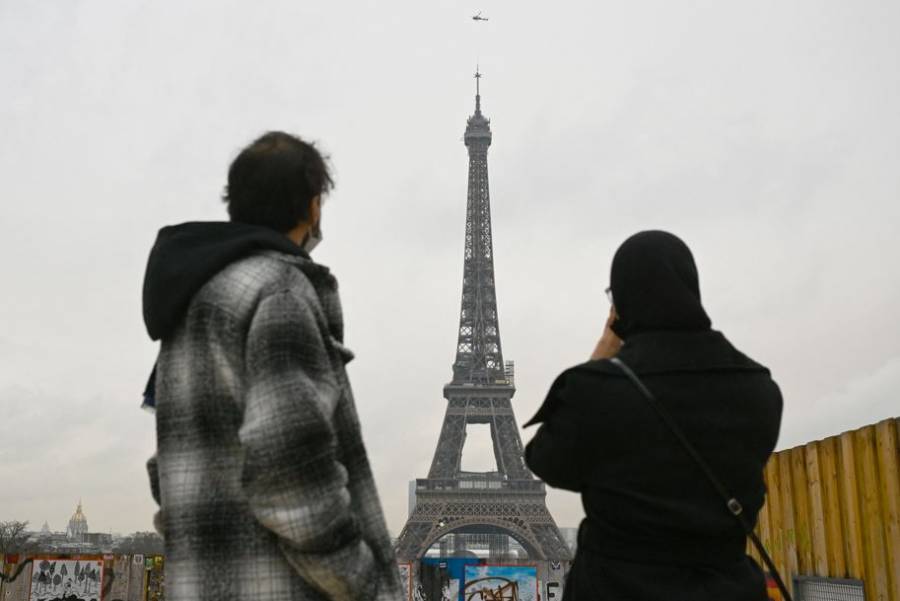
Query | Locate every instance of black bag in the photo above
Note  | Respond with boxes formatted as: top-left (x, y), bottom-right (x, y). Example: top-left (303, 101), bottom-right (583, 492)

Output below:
top-left (610, 357), bottom-right (793, 601)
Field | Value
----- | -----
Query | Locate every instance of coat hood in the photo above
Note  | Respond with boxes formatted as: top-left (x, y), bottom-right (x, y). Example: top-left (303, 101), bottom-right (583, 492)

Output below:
top-left (142, 221), bottom-right (307, 341)
top-left (609, 230), bottom-right (712, 340)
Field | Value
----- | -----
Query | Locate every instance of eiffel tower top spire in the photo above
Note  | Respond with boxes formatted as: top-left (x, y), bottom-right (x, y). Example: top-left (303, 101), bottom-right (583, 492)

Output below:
top-left (474, 65), bottom-right (482, 114)
top-left (453, 69), bottom-right (504, 385)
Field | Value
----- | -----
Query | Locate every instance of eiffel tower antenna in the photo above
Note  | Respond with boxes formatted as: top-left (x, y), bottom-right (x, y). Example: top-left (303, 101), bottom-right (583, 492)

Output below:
top-left (475, 65), bottom-right (482, 109)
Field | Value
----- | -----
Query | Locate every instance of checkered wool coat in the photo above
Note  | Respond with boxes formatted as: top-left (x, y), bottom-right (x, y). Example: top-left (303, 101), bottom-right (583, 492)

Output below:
top-left (147, 250), bottom-right (402, 601)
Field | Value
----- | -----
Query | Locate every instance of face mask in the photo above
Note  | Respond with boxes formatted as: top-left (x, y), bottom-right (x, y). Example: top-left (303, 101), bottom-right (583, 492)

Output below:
top-left (301, 220), bottom-right (323, 253)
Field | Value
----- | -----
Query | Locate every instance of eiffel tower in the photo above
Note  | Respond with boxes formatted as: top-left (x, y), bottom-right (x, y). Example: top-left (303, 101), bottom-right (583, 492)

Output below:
top-left (395, 71), bottom-right (571, 562)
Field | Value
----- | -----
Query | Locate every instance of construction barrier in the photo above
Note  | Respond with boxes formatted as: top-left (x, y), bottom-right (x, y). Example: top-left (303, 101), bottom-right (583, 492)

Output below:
top-left (751, 417), bottom-right (900, 601)
top-left (0, 553), bottom-right (164, 601)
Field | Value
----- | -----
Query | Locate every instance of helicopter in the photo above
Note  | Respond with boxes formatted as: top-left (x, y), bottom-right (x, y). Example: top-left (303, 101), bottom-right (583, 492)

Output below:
top-left (472, 11), bottom-right (489, 22)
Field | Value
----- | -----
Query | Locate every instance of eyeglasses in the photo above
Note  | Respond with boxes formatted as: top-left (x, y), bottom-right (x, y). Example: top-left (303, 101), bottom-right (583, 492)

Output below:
top-left (605, 286), bottom-right (614, 305)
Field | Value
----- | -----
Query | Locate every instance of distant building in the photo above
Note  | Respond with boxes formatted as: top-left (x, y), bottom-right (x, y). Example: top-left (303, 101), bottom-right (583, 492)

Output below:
top-left (83, 532), bottom-right (113, 547)
top-left (66, 500), bottom-right (89, 541)
top-left (23, 503), bottom-right (121, 554)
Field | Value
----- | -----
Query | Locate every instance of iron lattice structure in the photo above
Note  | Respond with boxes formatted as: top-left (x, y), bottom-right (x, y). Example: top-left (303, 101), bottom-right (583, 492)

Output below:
top-left (395, 73), bottom-right (571, 563)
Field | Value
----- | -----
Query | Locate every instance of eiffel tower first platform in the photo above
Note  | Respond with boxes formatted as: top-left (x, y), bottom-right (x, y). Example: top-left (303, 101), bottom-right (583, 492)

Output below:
top-left (395, 72), bottom-right (572, 563)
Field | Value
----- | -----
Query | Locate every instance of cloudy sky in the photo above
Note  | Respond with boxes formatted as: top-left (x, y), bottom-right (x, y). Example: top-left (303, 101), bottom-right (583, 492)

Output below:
top-left (1, 0), bottom-right (898, 537)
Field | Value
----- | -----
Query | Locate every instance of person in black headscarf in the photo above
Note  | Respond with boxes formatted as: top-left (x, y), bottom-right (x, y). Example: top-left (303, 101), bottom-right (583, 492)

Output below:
top-left (524, 231), bottom-right (783, 601)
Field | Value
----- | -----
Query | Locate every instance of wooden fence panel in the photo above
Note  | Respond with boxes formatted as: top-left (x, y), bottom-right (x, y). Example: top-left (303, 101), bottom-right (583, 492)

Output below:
top-left (766, 457), bottom-right (786, 577)
top-left (778, 451), bottom-right (799, 596)
top-left (839, 430), bottom-right (866, 578)
top-left (805, 441), bottom-right (829, 576)
top-left (858, 426), bottom-right (890, 600)
top-left (791, 446), bottom-right (813, 574)
top-left (876, 419), bottom-right (900, 601)
top-left (756, 472), bottom-right (772, 567)
top-left (756, 418), bottom-right (899, 601)
top-left (819, 436), bottom-right (846, 576)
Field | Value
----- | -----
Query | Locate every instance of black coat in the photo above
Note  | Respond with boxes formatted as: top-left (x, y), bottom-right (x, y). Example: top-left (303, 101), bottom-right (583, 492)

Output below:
top-left (525, 330), bottom-right (782, 601)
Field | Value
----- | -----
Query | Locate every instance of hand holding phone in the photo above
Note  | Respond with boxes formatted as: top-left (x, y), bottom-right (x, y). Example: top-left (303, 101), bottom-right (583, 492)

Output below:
top-left (590, 306), bottom-right (623, 360)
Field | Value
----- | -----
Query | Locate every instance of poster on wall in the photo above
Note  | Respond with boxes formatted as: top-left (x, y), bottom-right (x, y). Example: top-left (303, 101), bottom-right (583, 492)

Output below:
top-left (446, 578), bottom-right (459, 601)
top-left (398, 562), bottom-right (413, 601)
top-left (463, 565), bottom-right (538, 601)
top-left (28, 558), bottom-right (104, 601)
top-left (103, 555), bottom-right (132, 601)
top-left (146, 556), bottom-right (165, 601)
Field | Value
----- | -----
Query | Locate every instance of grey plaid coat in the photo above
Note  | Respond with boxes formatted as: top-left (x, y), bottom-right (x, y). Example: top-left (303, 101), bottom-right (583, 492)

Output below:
top-left (147, 250), bottom-right (402, 601)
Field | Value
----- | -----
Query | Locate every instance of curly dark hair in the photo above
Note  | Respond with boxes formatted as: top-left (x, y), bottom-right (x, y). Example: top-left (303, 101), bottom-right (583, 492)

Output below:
top-left (223, 131), bottom-right (334, 232)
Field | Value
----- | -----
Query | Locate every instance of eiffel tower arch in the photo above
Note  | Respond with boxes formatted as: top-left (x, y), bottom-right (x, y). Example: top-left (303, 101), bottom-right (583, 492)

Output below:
top-left (395, 71), bottom-right (571, 563)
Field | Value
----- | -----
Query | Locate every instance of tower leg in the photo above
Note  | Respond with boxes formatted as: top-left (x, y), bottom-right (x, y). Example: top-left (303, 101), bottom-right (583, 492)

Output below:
top-left (428, 413), bottom-right (466, 479)
top-left (491, 410), bottom-right (531, 479)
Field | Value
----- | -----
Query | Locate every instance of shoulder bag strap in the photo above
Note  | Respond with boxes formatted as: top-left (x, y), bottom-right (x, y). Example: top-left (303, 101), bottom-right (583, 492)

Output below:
top-left (609, 357), bottom-right (793, 601)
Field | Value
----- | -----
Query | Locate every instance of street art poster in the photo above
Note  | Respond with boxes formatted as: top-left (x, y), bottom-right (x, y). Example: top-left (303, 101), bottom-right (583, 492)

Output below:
top-left (398, 562), bottom-right (413, 601)
top-left (103, 555), bottom-right (131, 601)
top-left (145, 556), bottom-right (165, 601)
top-left (1, 556), bottom-right (34, 601)
top-left (29, 558), bottom-right (104, 601)
top-left (446, 578), bottom-right (460, 601)
top-left (463, 565), bottom-right (538, 601)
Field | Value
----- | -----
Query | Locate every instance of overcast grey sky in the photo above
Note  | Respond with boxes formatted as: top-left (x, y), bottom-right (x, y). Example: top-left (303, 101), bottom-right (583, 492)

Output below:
top-left (1, 0), bottom-right (898, 537)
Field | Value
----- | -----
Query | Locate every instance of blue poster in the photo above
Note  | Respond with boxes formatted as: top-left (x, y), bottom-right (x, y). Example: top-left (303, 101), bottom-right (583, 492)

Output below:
top-left (463, 565), bottom-right (538, 601)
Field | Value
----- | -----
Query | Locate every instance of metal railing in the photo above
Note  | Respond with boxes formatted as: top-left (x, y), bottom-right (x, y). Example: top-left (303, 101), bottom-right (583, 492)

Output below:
top-left (415, 478), bottom-right (545, 493)
top-left (793, 576), bottom-right (866, 601)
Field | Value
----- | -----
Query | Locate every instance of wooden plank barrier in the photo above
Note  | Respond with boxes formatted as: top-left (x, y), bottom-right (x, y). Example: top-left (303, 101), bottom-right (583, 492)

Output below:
top-left (752, 417), bottom-right (900, 601)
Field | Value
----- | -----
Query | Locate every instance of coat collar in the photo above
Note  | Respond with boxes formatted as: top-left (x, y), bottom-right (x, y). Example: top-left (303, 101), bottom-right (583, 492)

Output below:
top-left (258, 250), bottom-right (348, 352)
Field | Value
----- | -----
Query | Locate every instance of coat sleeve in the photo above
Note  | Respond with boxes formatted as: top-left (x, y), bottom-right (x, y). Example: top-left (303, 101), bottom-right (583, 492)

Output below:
top-left (239, 290), bottom-right (378, 601)
top-left (524, 370), bottom-right (585, 492)
top-left (146, 454), bottom-right (164, 538)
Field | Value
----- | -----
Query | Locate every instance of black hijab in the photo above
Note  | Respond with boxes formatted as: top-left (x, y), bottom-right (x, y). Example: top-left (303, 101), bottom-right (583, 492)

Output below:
top-left (609, 231), bottom-right (712, 339)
